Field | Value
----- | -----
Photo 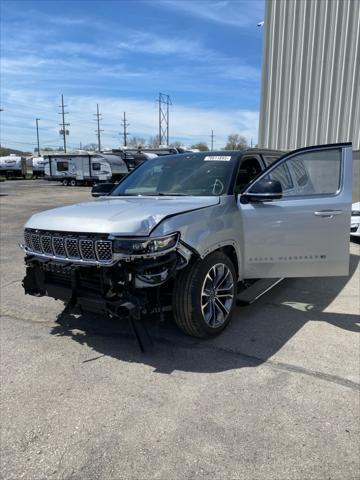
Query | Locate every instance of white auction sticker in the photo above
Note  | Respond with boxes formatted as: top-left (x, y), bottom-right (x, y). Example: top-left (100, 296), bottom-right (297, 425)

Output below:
top-left (204, 156), bottom-right (232, 161)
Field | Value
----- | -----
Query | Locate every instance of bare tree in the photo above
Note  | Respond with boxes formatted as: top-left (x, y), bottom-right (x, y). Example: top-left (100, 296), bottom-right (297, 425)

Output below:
top-left (127, 136), bottom-right (146, 148)
top-left (224, 134), bottom-right (249, 150)
top-left (147, 135), bottom-right (161, 148)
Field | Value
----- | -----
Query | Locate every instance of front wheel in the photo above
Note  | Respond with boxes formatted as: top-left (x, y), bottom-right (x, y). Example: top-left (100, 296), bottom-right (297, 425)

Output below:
top-left (172, 251), bottom-right (236, 337)
top-left (62, 179), bottom-right (69, 186)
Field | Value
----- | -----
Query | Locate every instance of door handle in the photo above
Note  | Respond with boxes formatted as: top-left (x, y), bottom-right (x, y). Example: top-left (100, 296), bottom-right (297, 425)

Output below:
top-left (314, 210), bottom-right (343, 218)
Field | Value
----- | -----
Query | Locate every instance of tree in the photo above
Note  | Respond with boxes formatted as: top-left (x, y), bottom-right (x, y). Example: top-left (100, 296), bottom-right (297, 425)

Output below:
top-left (127, 136), bottom-right (146, 148)
top-left (147, 135), bottom-right (161, 148)
top-left (83, 143), bottom-right (98, 151)
top-left (190, 142), bottom-right (209, 151)
top-left (169, 141), bottom-right (183, 148)
top-left (224, 134), bottom-right (249, 150)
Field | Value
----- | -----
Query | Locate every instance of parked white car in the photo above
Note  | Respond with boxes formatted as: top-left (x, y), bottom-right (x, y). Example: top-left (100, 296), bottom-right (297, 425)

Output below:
top-left (351, 202), bottom-right (360, 237)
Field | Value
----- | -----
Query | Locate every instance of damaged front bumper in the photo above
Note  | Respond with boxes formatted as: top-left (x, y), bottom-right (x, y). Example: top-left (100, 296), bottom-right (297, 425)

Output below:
top-left (21, 239), bottom-right (193, 313)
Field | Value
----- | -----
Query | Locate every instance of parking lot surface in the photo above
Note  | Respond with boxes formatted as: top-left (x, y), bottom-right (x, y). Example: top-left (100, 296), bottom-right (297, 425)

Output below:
top-left (1, 180), bottom-right (359, 480)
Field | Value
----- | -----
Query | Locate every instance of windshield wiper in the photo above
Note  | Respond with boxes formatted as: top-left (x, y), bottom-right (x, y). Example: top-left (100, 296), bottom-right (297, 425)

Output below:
top-left (155, 192), bottom-right (188, 196)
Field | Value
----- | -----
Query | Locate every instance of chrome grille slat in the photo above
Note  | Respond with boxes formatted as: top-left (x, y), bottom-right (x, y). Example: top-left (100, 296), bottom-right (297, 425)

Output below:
top-left (65, 238), bottom-right (80, 259)
top-left (52, 237), bottom-right (66, 257)
top-left (24, 229), bottom-right (113, 264)
top-left (95, 240), bottom-right (112, 262)
top-left (41, 236), bottom-right (53, 255)
top-left (79, 239), bottom-right (96, 260)
top-left (24, 231), bottom-right (33, 250)
top-left (31, 234), bottom-right (42, 253)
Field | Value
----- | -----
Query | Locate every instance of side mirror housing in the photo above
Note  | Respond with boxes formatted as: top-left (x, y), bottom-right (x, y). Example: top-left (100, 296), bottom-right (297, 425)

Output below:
top-left (91, 182), bottom-right (115, 197)
top-left (241, 179), bottom-right (282, 203)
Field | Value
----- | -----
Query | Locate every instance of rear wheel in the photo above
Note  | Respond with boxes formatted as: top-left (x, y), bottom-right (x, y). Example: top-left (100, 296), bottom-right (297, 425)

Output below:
top-left (62, 179), bottom-right (69, 186)
top-left (172, 251), bottom-right (236, 337)
top-left (69, 179), bottom-right (76, 186)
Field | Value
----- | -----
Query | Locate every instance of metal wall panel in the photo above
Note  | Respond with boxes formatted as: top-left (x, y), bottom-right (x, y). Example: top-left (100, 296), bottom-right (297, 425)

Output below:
top-left (259, 0), bottom-right (360, 150)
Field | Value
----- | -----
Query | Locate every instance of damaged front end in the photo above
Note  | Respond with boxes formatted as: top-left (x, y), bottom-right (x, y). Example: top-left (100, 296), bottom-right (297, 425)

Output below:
top-left (21, 229), bottom-right (193, 316)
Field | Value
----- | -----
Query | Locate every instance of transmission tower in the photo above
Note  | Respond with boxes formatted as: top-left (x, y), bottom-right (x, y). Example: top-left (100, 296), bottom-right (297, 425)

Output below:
top-left (121, 112), bottom-right (130, 147)
top-left (94, 104), bottom-right (103, 152)
top-left (158, 93), bottom-right (172, 146)
top-left (58, 94), bottom-right (70, 152)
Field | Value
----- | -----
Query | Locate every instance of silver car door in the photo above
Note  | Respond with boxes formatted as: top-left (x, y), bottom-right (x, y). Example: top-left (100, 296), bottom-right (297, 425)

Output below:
top-left (238, 143), bottom-right (352, 278)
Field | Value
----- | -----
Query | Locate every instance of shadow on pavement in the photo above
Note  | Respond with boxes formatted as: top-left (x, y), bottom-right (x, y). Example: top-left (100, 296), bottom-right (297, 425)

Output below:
top-left (50, 253), bottom-right (359, 374)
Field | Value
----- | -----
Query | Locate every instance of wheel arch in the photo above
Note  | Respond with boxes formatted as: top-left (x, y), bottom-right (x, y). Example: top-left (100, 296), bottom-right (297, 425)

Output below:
top-left (199, 241), bottom-right (242, 280)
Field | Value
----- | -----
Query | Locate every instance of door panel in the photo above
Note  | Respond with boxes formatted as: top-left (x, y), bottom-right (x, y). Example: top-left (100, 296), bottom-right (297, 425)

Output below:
top-left (239, 144), bottom-right (352, 278)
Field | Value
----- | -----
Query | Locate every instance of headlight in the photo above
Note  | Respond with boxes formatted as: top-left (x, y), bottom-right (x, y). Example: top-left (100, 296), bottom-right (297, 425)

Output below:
top-left (113, 232), bottom-right (179, 255)
top-left (351, 210), bottom-right (360, 216)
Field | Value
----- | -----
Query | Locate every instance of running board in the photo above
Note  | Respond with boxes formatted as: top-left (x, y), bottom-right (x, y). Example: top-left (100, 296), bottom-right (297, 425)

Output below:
top-left (236, 278), bottom-right (283, 305)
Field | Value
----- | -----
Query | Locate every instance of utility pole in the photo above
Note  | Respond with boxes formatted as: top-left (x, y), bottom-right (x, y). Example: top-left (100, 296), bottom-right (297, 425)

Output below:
top-left (58, 94), bottom-right (70, 152)
top-left (157, 93), bottom-right (172, 146)
top-left (121, 112), bottom-right (130, 147)
top-left (94, 104), bottom-right (103, 152)
top-left (35, 118), bottom-right (41, 155)
top-left (209, 130), bottom-right (215, 151)
top-left (0, 109), bottom-right (3, 149)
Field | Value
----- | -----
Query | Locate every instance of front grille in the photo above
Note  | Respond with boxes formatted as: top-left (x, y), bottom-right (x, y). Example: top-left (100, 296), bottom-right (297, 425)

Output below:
top-left (41, 236), bottom-right (53, 255)
top-left (96, 240), bottom-right (112, 261)
top-left (79, 239), bottom-right (95, 260)
top-left (65, 238), bottom-right (80, 259)
top-left (24, 229), bottom-right (113, 264)
top-left (31, 234), bottom-right (42, 253)
top-left (53, 237), bottom-right (66, 257)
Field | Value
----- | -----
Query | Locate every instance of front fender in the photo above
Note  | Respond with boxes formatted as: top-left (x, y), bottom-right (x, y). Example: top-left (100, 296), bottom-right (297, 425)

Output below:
top-left (151, 197), bottom-right (244, 278)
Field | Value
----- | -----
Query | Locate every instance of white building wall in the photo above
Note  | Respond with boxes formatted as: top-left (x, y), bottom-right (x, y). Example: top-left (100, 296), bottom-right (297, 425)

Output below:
top-left (259, 0), bottom-right (360, 150)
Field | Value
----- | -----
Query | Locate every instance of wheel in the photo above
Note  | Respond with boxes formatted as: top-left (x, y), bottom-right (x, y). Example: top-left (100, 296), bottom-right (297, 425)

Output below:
top-left (62, 179), bottom-right (69, 186)
top-left (69, 179), bottom-right (76, 186)
top-left (173, 251), bottom-right (236, 337)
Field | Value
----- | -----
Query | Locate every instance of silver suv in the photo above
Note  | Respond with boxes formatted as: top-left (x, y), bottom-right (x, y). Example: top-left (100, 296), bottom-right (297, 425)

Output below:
top-left (21, 143), bottom-right (352, 337)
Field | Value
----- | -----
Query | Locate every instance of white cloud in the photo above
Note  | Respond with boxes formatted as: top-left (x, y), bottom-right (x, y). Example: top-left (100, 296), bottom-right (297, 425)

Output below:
top-left (155, 0), bottom-right (264, 27)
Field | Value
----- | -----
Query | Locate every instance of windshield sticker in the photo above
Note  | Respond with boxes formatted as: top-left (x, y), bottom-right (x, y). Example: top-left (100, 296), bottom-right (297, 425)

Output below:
top-left (204, 156), bottom-right (232, 161)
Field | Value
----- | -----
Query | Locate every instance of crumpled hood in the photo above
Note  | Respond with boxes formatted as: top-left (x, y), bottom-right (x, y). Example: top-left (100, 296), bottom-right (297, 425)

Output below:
top-left (25, 196), bottom-right (220, 236)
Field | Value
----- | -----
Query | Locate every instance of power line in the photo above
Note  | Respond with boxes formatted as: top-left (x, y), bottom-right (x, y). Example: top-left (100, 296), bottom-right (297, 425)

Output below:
top-left (121, 111), bottom-right (130, 147)
top-left (94, 103), bottom-right (103, 152)
top-left (58, 94), bottom-right (70, 153)
top-left (157, 93), bottom-right (172, 146)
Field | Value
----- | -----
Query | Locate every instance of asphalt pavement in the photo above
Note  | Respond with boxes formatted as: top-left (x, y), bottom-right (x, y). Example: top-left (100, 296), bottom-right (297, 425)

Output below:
top-left (0, 179), bottom-right (359, 480)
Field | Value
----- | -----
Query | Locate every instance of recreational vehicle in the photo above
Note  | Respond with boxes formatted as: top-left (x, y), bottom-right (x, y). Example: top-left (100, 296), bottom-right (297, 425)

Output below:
top-left (44, 153), bottom-right (128, 186)
top-left (0, 154), bottom-right (33, 178)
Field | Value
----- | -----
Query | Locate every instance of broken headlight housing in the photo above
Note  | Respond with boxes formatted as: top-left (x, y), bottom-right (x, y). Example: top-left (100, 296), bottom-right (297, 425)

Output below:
top-left (113, 232), bottom-right (179, 256)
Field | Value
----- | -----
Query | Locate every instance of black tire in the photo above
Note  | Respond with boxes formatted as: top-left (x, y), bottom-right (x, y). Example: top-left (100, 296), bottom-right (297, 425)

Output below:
top-left (69, 179), bottom-right (76, 187)
top-left (172, 251), bottom-right (237, 338)
top-left (62, 179), bottom-right (69, 186)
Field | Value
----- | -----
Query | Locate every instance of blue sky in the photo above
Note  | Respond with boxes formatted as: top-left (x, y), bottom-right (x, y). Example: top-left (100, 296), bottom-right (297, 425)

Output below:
top-left (1, 0), bottom-right (264, 151)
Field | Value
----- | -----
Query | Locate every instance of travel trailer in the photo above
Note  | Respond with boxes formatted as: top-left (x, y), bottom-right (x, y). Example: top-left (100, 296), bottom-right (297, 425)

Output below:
top-left (32, 157), bottom-right (48, 177)
top-left (0, 154), bottom-right (33, 178)
top-left (44, 153), bottom-right (128, 186)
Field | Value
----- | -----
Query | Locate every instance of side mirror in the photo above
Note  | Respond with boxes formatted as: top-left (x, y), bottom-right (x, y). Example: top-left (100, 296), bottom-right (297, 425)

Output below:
top-left (241, 179), bottom-right (282, 203)
top-left (91, 182), bottom-right (115, 197)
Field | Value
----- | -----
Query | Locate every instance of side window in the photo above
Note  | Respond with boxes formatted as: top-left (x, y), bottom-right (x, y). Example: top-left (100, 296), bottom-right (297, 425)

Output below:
top-left (263, 155), bottom-right (280, 167)
top-left (253, 148), bottom-right (341, 198)
top-left (268, 164), bottom-right (294, 191)
top-left (57, 161), bottom-right (68, 172)
top-left (92, 162), bottom-right (101, 171)
top-left (286, 149), bottom-right (341, 195)
top-left (234, 157), bottom-right (262, 194)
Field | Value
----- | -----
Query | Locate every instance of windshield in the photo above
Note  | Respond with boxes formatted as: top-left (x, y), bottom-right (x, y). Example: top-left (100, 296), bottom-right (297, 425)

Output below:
top-left (111, 153), bottom-right (237, 196)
